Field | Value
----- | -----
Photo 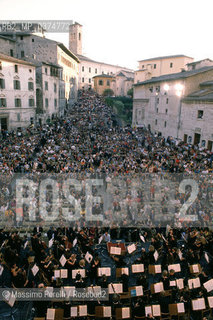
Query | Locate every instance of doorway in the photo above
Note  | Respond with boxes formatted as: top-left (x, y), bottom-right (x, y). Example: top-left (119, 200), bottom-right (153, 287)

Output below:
top-left (207, 140), bottom-right (213, 151)
top-left (194, 133), bottom-right (201, 145)
top-left (1, 118), bottom-right (8, 131)
top-left (183, 134), bottom-right (188, 143)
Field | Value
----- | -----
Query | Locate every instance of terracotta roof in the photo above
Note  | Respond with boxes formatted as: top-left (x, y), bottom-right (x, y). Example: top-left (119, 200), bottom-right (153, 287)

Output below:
top-left (0, 52), bottom-right (35, 66)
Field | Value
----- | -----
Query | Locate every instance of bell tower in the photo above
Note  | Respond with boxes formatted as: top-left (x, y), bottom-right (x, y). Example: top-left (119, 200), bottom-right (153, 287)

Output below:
top-left (69, 22), bottom-right (82, 55)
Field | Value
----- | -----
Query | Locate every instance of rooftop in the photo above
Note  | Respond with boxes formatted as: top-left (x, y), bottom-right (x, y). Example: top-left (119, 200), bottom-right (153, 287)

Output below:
top-left (0, 52), bottom-right (35, 66)
top-left (77, 54), bottom-right (133, 71)
top-left (93, 74), bottom-right (115, 79)
top-left (138, 54), bottom-right (193, 62)
top-left (187, 58), bottom-right (213, 66)
top-left (183, 89), bottom-right (213, 102)
top-left (134, 66), bottom-right (213, 86)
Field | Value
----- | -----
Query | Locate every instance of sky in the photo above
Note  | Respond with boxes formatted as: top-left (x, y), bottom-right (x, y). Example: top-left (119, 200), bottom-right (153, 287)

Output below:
top-left (1, 0), bottom-right (213, 70)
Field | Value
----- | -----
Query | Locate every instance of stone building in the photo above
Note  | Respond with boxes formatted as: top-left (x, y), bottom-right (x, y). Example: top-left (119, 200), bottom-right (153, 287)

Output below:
top-left (93, 74), bottom-right (115, 95)
top-left (0, 31), bottom-right (79, 113)
top-left (0, 53), bottom-right (36, 131)
top-left (134, 55), bottom-right (194, 84)
top-left (132, 64), bottom-right (213, 150)
top-left (69, 22), bottom-right (133, 91)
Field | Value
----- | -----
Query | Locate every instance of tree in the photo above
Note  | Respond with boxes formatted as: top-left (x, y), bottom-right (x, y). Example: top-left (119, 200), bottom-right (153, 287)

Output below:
top-left (103, 88), bottom-right (114, 97)
top-left (114, 100), bottom-right (124, 114)
top-left (127, 87), bottom-right (133, 98)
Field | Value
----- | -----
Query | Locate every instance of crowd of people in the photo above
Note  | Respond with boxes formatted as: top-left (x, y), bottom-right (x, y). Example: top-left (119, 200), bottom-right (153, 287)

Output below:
top-left (0, 90), bottom-right (212, 319)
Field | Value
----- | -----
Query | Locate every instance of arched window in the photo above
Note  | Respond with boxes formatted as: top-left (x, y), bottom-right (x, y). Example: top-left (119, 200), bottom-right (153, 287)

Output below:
top-left (79, 33), bottom-right (81, 41)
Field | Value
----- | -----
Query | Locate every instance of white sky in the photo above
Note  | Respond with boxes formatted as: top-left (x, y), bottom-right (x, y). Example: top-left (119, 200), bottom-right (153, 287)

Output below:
top-left (1, 0), bottom-right (213, 70)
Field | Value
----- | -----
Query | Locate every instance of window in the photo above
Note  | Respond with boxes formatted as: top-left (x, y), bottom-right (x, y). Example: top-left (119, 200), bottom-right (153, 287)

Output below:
top-left (201, 140), bottom-right (206, 147)
top-left (54, 99), bottom-right (57, 108)
top-left (102, 71), bottom-right (104, 74)
top-left (28, 82), bottom-right (34, 90)
top-left (20, 36), bottom-right (23, 40)
top-left (89, 67), bottom-right (91, 73)
top-left (156, 108), bottom-right (158, 113)
top-left (15, 98), bottom-right (21, 107)
top-left (79, 33), bottom-right (81, 40)
top-left (165, 108), bottom-right (168, 114)
top-left (10, 49), bottom-right (13, 57)
top-left (99, 80), bottom-right (103, 85)
top-left (170, 62), bottom-right (173, 68)
top-left (0, 62), bottom-right (2, 70)
top-left (142, 65), bottom-right (144, 68)
top-left (45, 68), bottom-right (48, 74)
top-left (21, 51), bottom-right (25, 58)
top-left (95, 68), bottom-right (97, 74)
top-left (107, 80), bottom-right (110, 86)
top-left (15, 65), bottom-right (18, 73)
top-left (29, 98), bottom-right (35, 107)
top-left (32, 39), bottom-right (34, 42)
top-left (155, 119), bottom-right (157, 125)
top-left (164, 121), bottom-right (167, 127)
top-left (45, 81), bottom-right (48, 90)
top-left (198, 110), bottom-right (204, 119)
top-left (89, 78), bottom-right (91, 83)
top-left (82, 66), bottom-right (84, 72)
top-left (14, 80), bottom-right (21, 90)
top-left (82, 77), bottom-right (84, 83)
top-left (0, 78), bottom-right (5, 89)
top-left (0, 98), bottom-right (6, 107)
top-left (30, 117), bottom-right (34, 124)
top-left (54, 83), bottom-right (57, 93)
top-left (45, 98), bottom-right (48, 108)
top-left (154, 64), bottom-right (156, 69)
top-left (29, 69), bottom-right (32, 73)
top-left (166, 98), bottom-right (169, 104)
top-left (157, 97), bottom-right (159, 104)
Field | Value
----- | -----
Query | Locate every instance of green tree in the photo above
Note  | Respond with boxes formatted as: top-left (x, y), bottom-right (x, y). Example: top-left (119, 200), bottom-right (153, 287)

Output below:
top-left (127, 87), bottom-right (133, 98)
top-left (103, 88), bottom-right (114, 97)
top-left (114, 100), bottom-right (124, 114)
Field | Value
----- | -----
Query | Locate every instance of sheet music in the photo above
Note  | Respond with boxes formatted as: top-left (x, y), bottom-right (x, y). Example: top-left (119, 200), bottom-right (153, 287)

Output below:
top-left (122, 308), bottom-right (130, 318)
top-left (188, 278), bottom-right (201, 289)
top-left (7, 294), bottom-right (16, 307)
top-left (154, 250), bottom-right (159, 261)
top-left (98, 267), bottom-right (111, 277)
top-left (176, 279), bottom-right (184, 290)
top-left (98, 235), bottom-right (103, 244)
top-left (49, 238), bottom-right (53, 248)
top-left (70, 306), bottom-right (78, 317)
top-left (72, 269), bottom-right (86, 278)
top-left (127, 243), bottom-right (136, 254)
top-left (177, 303), bottom-right (185, 313)
top-left (145, 306), bottom-right (152, 317)
top-left (73, 238), bottom-right (77, 247)
top-left (78, 305), bottom-right (87, 316)
top-left (208, 296), bottom-right (213, 308)
top-left (192, 298), bottom-right (205, 310)
top-left (59, 254), bottom-right (67, 267)
top-left (60, 269), bottom-right (68, 278)
top-left (54, 270), bottom-right (60, 278)
top-left (108, 283), bottom-right (123, 294)
top-left (154, 282), bottom-right (164, 293)
top-left (31, 264), bottom-right (39, 276)
top-left (168, 264), bottom-right (181, 273)
top-left (140, 234), bottom-right (145, 243)
top-left (192, 264), bottom-right (200, 273)
top-left (121, 267), bottom-right (129, 275)
top-left (103, 307), bottom-right (111, 317)
top-left (136, 286), bottom-right (143, 296)
top-left (132, 264), bottom-right (144, 273)
top-left (170, 280), bottom-right (176, 287)
top-left (110, 246), bottom-right (121, 255)
top-left (152, 305), bottom-right (161, 317)
top-left (205, 252), bottom-right (209, 263)
top-left (85, 252), bottom-right (93, 263)
top-left (204, 279), bottom-right (213, 292)
top-left (155, 265), bottom-right (162, 273)
top-left (46, 308), bottom-right (55, 320)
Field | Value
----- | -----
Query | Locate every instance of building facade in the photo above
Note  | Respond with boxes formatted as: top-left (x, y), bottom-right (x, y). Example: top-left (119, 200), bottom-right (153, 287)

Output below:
top-left (0, 53), bottom-right (36, 131)
top-left (134, 55), bottom-right (194, 84)
top-left (68, 22), bottom-right (133, 91)
top-left (93, 74), bottom-right (115, 95)
top-left (132, 64), bottom-right (213, 150)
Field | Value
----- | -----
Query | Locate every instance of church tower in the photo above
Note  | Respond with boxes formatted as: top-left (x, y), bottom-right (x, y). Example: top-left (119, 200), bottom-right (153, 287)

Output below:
top-left (69, 22), bottom-right (82, 55)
